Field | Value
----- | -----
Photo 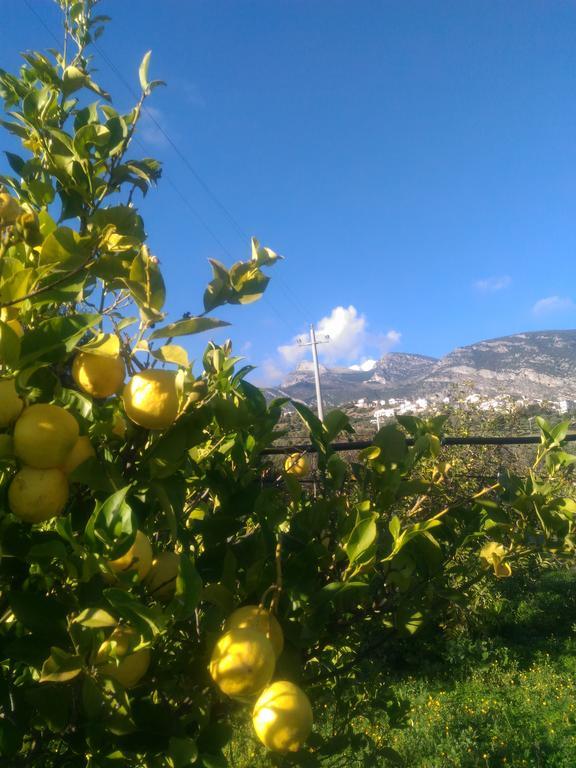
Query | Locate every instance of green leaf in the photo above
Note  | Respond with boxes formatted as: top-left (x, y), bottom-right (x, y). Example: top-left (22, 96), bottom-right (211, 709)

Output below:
top-left (104, 588), bottom-right (166, 636)
top-left (345, 515), bottom-right (377, 567)
top-left (373, 424), bottom-right (408, 466)
top-left (39, 226), bottom-right (93, 268)
top-left (251, 236), bottom-right (282, 266)
top-left (84, 486), bottom-right (135, 557)
top-left (9, 592), bottom-right (67, 640)
top-left (62, 65), bottom-right (87, 95)
top-left (19, 314), bottom-right (100, 366)
top-left (150, 344), bottom-right (190, 367)
top-left (169, 737), bottom-right (199, 768)
top-left (149, 316), bottom-right (230, 340)
top-left (389, 515), bottom-right (401, 540)
top-left (292, 401), bottom-right (325, 444)
top-left (73, 608), bottom-right (117, 628)
top-left (0, 320), bottom-right (21, 367)
top-left (323, 409), bottom-right (353, 442)
top-left (40, 647), bottom-right (83, 683)
top-left (172, 554), bottom-right (203, 620)
top-left (139, 50), bottom-right (152, 91)
top-left (125, 245), bottom-right (165, 315)
top-left (78, 332), bottom-right (121, 358)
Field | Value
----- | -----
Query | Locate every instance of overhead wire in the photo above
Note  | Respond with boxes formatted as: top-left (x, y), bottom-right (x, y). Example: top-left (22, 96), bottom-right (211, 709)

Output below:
top-left (20, 0), bottom-right (302, 339)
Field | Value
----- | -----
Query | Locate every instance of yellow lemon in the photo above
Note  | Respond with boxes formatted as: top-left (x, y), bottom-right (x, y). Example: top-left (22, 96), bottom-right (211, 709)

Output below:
top-left (96, 626), bottom-right (151, 689)
top-left (122, 369), bottom-right (179, 430)
top-left (72, 351), bottom-right (126, 399)
top-left (8, 466), bottom-right (69, 523)
top-left (61, 435), bottom-right (96, 475)
top-left (284, 453), bottom-right (310, 478)
top-left (253, 681), bottom-right (313, 752)
top-left (0, 379), bottom-right (24, 428)
top-left (209, 628), bottom-right (275, 699)
top-left (14, 404), bottom-right (79, 469)
top-left (145, 551), bottom-right (180, 601)
top-left (108, 530), bottom-right (153, 581)
top-left (225, 605), bottom-right (284, 658)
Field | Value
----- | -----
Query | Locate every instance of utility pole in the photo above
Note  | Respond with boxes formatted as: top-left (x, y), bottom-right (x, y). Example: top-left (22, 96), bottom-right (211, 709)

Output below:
top-left (297, 324), bottom-right (329, 421)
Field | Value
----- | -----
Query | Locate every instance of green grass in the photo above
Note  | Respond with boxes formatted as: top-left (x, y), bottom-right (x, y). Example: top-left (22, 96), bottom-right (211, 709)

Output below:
top-left (228, 570), bottom-right (576, 767)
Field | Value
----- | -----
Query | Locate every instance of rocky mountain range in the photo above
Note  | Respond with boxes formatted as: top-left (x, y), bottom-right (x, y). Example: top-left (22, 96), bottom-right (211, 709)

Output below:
top-left (265, 330), bottom-right (576, 407)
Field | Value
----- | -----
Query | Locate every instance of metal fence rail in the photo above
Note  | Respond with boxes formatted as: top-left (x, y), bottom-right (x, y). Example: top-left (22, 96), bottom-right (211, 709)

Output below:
top-left (261, 433), bottom-right (576, 455)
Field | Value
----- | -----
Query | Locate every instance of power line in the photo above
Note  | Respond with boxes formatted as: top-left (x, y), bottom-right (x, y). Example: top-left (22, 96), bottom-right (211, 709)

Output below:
top-left (21, 0), bottom-right (316, 327)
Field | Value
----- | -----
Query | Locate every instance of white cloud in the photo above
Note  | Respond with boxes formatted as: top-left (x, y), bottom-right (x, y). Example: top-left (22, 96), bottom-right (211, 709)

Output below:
top-left (532, 296), bottom-right (576, 315)
top-left (349, 359), bottom-right (377, 372)
top-left (278, 305), bottom-right (368, 366)
top-left (253, 358), bottom-right (286, 386)
top-left (140, 106), bottom-right (169, 147)
top-left (474, 276), bottom-right (512, 293)
top-left (257, 305), bottom-right (401, 385)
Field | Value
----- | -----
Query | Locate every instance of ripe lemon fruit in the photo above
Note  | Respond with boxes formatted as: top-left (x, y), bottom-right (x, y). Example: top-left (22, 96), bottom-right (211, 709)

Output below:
top-left (72, 351), bottom-right (126, 399)
top-left (122, 369), bottom-right (179, 430)
top-left (284, 453), bottom-right (310, 478)
top-left (108, 530), bottom-right (153, 581)
top-left (0, 379), bottom-right (23, 428)
top-left (8, 466), bottom-right (69, 523)
top-left (209, 628), bottom-right (275, 699)
top-left (61, 435), bottom-right (96, 475)
top-left (145, 551), bottom-right (180, 601)
top-left (14, 404), bottom-right (79, 469)
top-left (225, 605), bottom-right (284, 658)
top-left (253, 681), bottom-right (313, 752)
top-left (96, 626), bottom-right (151, 689)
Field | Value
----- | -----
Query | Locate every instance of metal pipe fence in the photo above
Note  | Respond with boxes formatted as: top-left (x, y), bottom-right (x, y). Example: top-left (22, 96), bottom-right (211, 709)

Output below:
top-left (261, 433), bottom-right (576, 455)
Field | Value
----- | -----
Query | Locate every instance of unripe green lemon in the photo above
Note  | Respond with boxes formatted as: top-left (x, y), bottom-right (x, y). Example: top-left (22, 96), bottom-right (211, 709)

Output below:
top-left (253, 681), bottom-right (313, 752)
top-left (209, 628), bottom-right (275, 699)
top-left (72, 351), bottom-right (126, 399)
top-left (96, 626), bottom-right (151, 688)
top-left (8, 466), bottom-right (69, 523)
top-left (145, 551), bottom-right (180, 601)
top-left (0, 379), bottom-right (24, 428)
top-left (284, 453), bottom-right (310, 478)
top-left (14, 404), bottom-right (79, 469)
top-left (61, 435), bottom-right (96, 475)
top-left (225, 605), bottom-right (284, 658)
top-left (108, 530), bottom-right (153, 581)
top-left (123, 369), bottom-right (179, 430)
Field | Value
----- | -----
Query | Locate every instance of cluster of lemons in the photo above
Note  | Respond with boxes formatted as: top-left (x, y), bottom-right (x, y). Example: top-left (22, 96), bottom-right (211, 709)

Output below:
top-left (0, 334), bottom-right (185, 524)
top-left (94, 543), bottom-right (180, 689)
top-left (0, 325), bottom-right (187, 685)
top-left (209, 605), bottom-right (313, 753)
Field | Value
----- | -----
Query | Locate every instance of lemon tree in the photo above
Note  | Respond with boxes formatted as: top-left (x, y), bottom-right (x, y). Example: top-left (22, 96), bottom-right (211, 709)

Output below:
top-left (1, 4), bottom-right (575, 768)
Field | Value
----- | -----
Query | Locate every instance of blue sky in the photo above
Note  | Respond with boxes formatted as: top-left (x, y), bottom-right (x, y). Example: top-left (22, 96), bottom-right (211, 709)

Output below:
top-left (2, 0), bottom-right (576, 383)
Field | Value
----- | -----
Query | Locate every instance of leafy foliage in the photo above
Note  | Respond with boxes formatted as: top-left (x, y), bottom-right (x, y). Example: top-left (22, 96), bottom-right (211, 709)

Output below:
top-left (0, 4), bottom-right (575, 768)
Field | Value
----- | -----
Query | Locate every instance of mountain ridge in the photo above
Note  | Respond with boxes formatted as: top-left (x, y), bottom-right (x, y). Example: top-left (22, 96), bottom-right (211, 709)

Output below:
top-left (264, 329), bottom-right (576, 406)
